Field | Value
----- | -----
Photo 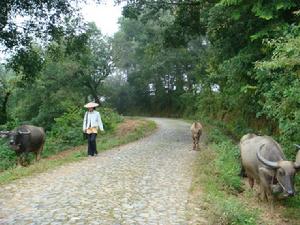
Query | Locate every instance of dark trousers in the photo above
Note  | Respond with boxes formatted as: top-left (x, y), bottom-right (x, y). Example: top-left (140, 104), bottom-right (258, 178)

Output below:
top-left (87, 133), bottom-right (98, 156)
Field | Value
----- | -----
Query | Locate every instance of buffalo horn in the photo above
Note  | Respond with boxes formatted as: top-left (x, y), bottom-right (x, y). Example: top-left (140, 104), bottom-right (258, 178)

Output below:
top-left (294, 144), bottom-right (300, 150)
top-left (18, 129), bottom-right (31, 135)
top-left (256, 144), bottom-right (280, 169)
top-left (295, 150), bottom-right (300, 170)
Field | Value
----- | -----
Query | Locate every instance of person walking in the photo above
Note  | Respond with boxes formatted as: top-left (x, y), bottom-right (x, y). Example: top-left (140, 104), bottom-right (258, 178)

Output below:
top-left (83, 102), bottom-right (104, 157)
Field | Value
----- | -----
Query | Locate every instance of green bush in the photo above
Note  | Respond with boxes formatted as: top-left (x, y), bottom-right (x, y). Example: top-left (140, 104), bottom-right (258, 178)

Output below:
top-left (43, 106), bottom-right (123, 157)
top-left (0, 139), bottom-right (17, 171)
top-left (208, 128), bottom-right (243, 193)
top-left (193, 124), bottom-right (259, 225)
top-left (204, 121), bottom-right (300, 222)
top-left (0, 106), bottom-right (123, 170)
top-left (100, 107), bottom-right (123, 131)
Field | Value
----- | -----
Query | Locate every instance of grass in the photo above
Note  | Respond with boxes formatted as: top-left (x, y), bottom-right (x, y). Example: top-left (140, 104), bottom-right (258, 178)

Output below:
top-left (189, 119), bottom-right (300, 225)
top-left (0, 118), bottom-right (156, 186)
top-left (281, 190), bottom-right (300, 220)
top-left (188, 121), bottom-right (260, 225)
top-left (190, 144), bottom-right (259, 225)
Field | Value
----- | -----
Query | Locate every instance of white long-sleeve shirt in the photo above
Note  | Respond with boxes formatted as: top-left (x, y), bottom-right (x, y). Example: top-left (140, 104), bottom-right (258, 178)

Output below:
top-left (83, 110), bottom-right (104, 132)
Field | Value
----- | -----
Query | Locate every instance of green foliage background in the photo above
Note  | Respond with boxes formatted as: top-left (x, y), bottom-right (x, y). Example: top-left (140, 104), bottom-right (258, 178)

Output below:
top-left (0, 0), bottom-right (300, 222)
top-left (0, 107), bottom-right (122, 171)
top-left (110, 0), bottom-right (300, 160)
top-left (0, 21), bottom-right (120, 171)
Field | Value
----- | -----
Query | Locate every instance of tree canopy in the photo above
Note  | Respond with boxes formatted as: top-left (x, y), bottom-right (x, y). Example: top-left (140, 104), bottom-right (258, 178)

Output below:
top-left (1, 0), bottom-right (300, 155)
top-left (110, 0), bottom-right (300, 154)
top-left (0, 0), bottom-right (109, 50)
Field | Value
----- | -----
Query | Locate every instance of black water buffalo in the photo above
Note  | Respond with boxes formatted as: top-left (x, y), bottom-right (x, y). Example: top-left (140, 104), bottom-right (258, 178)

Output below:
top-left (1, 125), bottom-right (45, 166)
top-left (240, 134), bottom-right (300, 206)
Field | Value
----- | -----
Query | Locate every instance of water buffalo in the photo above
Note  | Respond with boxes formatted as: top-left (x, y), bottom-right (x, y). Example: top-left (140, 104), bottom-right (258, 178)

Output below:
top-left (191, 122), bottom-right (202, 150)
top-left (1, 125), bottom-right (45, 166)
top-left (240, 134), bottom-right (300, 205)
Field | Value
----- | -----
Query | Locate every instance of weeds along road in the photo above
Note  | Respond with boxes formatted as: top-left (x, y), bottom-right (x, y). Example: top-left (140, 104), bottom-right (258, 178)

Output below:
top-left (0, 118), bottom-right (199, 225)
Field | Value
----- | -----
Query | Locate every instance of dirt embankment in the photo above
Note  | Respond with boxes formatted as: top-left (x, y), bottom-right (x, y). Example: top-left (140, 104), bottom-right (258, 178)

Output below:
top-left (116, 119), bottom-right (148, 136)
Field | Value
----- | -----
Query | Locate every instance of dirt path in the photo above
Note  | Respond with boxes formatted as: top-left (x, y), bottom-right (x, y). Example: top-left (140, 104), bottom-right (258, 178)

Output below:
top-left (0, 118), bottom-right (200, 225)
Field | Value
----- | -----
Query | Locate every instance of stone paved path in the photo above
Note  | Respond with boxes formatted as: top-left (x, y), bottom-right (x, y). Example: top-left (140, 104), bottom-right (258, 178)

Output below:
top-left (0, 118), bottom-right (198, 225)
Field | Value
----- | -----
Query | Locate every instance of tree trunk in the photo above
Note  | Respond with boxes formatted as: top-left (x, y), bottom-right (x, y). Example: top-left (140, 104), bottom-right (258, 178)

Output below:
top-left (0, 91), bottom-right (11, 124)
top-left (90, 87), bottom-right (101, 106)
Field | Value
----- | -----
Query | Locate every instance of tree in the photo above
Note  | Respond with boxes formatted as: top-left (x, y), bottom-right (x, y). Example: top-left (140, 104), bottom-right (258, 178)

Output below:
top-left (73, 23), bottom-right (113, 104)
top-left (0, 0), bottom-right (92, 49)
top-left (112, 7), bottom-right (208, 115)
top-left (6, 22), bottom-right (113, 129)
top-left (113, 0), bottom-right (300, 149)
top-left (255, 25), bottom-right (300, 153)
top-left (0, 66), bottom-right (16, 124)
top-left (103, 71), bottom-right (134, 114)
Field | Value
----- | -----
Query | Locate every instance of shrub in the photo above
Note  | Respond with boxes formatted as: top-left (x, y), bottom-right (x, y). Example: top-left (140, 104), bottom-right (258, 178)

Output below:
top-left (0, 139), bottom-right (17, 171)
top-left (43, 106), bottom-right (123, 157)
top-left (0, 106), bottom-right (123, 170)
top-left (209, 128), bottom-right (243, 193)
top-left (100, 107), bottom-right (123, 131)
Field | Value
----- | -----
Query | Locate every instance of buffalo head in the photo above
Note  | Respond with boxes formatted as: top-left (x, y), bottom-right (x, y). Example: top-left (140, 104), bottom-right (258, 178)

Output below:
top-left (257, 146), bottom-right (300, 197)
top-left (8, 129), bottom-right (31, 152)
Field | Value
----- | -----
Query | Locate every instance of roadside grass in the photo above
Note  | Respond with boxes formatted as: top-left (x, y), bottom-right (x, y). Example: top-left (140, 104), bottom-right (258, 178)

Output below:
top-left (190, 130), bottom-right (259, 225)
top-left (0, 118), bottom-right (156, 186)
top-left (281, 191), bottom-right (300, 220)
top-left (190, 120), bottom-right (300, 225)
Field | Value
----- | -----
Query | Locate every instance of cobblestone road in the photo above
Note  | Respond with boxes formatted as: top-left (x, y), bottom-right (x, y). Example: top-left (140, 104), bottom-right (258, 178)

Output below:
top-left (0, 118), bottom-right (198, 225)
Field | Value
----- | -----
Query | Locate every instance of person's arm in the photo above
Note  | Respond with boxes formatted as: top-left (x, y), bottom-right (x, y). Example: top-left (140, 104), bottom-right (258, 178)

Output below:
top-left (83, 112), bottom-right (87, 132)
top-left (97, 112), bottom-right (104, 131)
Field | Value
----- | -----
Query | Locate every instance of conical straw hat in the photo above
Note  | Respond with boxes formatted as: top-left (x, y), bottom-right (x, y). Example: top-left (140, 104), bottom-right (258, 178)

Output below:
top-left (84, 102), bottom-right (99, 108)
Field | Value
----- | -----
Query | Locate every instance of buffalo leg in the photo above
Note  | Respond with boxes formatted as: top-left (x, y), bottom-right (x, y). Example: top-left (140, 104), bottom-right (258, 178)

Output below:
top-left (18, 154), bottom-right (28, 167)
top-left (193, 136), bottom-right (199, 151)
top-left (239, 166), bottom-right (247, 177)
top-left (35, 146), bottom-right (43, 161)
top-left (192, 137), bottom-right (196, 150)
top-left (17, 156), bottom-right (22, 167)
top-left (248, 178), bottom-right (254, 189)
top-left (37, 138), bottom-right (45, 161)
top-left (35, 152), bottom-right (40, 161)
top-left (258, 167), bottom-right (274, 210)
top-left (196, 135), bottom-right (200, 150)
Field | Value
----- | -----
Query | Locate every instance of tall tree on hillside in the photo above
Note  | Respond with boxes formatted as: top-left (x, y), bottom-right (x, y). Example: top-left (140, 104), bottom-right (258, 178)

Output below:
top-left (8, 23), bottom-right (113, 129)
top-left (73, 23), bottom-right (113, 104)
top-left (114, 0), bottom-right (300, 150)
top-left (112, 7), bottom-right (207, 115)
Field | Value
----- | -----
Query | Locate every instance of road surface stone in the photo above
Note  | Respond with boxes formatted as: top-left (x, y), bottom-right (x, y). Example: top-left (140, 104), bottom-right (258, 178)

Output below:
top-left (0, 118), bottom-right (199, 225)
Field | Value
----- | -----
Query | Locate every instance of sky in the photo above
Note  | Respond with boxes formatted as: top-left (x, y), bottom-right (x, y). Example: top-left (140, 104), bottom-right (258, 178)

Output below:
top-left (81, 0), bottom-right (125, 36)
